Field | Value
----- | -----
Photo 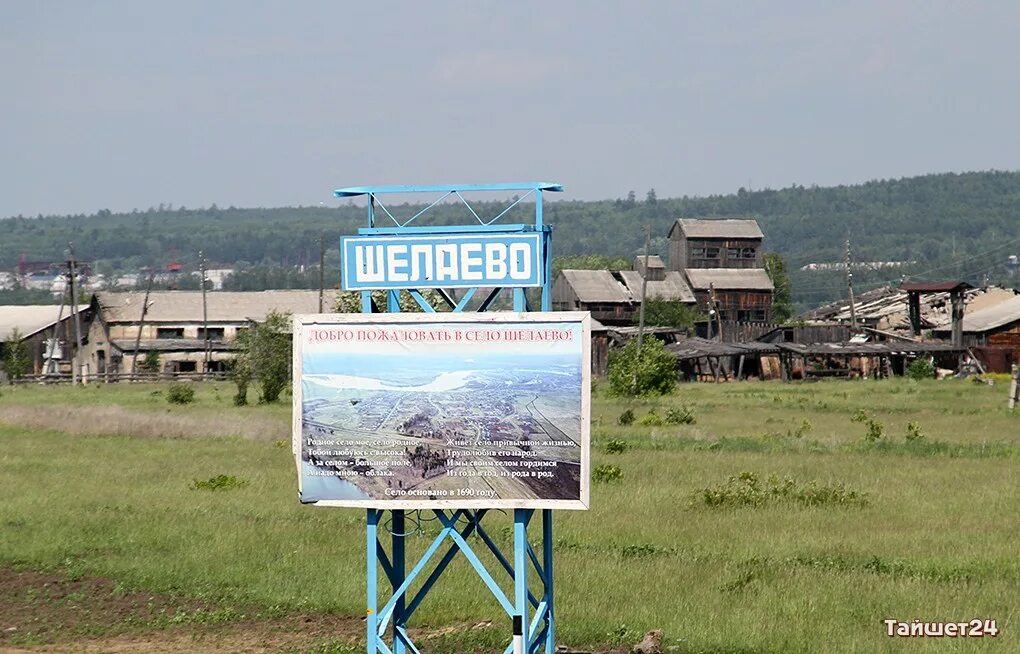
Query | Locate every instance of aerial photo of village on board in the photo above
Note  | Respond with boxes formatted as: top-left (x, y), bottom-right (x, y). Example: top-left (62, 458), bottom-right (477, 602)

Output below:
top-left (296, 319), bottom-right (585, 505)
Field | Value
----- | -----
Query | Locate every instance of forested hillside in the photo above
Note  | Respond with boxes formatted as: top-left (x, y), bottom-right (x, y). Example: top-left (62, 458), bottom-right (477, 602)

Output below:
top-left (3, 171), bottom-right (1019, 309)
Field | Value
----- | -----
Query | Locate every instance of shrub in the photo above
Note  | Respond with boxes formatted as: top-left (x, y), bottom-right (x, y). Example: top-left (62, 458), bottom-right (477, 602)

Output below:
top-left (665, 405), bottom-right (696, 425)
top-left (167, 382), bottom-right (195, 405)
top-left (639, 410), bottom-right (664, 426)
top-left (791, 418), bottom-right (812, 438)
top-left (190, 474), bottom-right (249, 491)
top-left (905, 421), bottom-right (925, 442)
top-left (139, 350), bottom-right (161, 374)
top-left (851, 410), bottom-right (883, 441)
top-left (907, 357), bottom-right (936, 381)
top-left (3, 328), bottom-right (30, 381)
top-left (617, 409), bottom-right (635, 426)
top-left (593, 464), bottom-right (623, 483)
top-left (607, 338), bottom-right (677, 396)
top-left (694, 471), bottom-right (867, 509)
top-left (604, 439), bottom-right (628, 454)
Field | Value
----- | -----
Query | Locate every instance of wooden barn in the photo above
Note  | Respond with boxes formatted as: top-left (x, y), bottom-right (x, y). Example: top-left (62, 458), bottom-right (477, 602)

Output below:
top-left (932, 294), bottom-right (1020, 372)
top-left (684, 268), bottom-right (775, 323)
top-left (667, 218), bottom-right (763, 270)
top-left (0, 302), bottom-right (94, 378)
top-left (552, 261), bottom-right (695, 326)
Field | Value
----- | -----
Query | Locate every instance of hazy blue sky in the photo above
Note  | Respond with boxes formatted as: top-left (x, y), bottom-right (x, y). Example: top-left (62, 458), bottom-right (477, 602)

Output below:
top-left (3, 1), bottom-right (1020, 217)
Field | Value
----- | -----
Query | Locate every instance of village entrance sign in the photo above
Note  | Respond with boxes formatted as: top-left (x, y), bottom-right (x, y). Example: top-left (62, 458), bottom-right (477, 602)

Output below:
top-left (292, 183), bottom-right (591, 654)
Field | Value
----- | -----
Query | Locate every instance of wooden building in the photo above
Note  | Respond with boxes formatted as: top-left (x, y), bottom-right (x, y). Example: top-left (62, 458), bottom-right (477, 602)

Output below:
top-left (684, 268), bottom-right (774, 323)
top-left (932, 294), bottom-right (1020, 372)
top-left (552, 259), bottom-right (695, 326)
top-left (0, 303), bottom-right (94, 378)
top-left (668, 218), bottom-right (763, 270)
top-left (85, 290), bottom-right (320, 375)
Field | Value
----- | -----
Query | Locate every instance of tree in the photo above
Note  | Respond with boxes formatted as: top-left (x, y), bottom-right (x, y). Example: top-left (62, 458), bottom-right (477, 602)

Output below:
top-left (335, 290), bottom-right (443, 313)
top-left (645, 188), bottom-right (657, 205)
top-left (232, 310), bottom-right (291, 403)
top-left (641, 297), bottom-right (704, 330)
top-left (607, 337), bottom-right (677, 396)
top-left (764, 252), bottom-right (793, 323)
top-left (3, 329), bottom-right (31, 380)
top-left (138, 350), bottom-right (161, 373)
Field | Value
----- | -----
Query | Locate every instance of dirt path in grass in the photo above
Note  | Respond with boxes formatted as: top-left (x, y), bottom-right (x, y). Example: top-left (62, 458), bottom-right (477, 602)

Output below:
top-left (0, 567), bottom-right (362, 653)
top-left (0, 567), bottom-right (617, 654)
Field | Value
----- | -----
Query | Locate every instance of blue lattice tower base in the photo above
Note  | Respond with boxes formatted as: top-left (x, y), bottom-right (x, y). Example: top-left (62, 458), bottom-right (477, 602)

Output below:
top-left (367, 509), bottom-right (555, 654)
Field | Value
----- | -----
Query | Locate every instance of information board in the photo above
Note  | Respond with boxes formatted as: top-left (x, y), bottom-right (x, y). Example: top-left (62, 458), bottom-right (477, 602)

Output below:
top-left (293, 312), bottom-right (590, 509)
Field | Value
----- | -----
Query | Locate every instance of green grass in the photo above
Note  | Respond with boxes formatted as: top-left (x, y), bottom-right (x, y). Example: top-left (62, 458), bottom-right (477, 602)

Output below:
top-left (1, 379), bottom-right (1018, 653)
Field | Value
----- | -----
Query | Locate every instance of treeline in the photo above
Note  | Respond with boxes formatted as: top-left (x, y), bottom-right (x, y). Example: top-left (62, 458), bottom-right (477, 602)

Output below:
top-left (3, 171), bottom-right (1019, 309)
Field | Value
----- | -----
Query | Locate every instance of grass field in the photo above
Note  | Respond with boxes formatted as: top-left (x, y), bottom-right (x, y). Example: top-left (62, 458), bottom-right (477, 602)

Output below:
top-left (1, 378), bottom-right (1018, 653)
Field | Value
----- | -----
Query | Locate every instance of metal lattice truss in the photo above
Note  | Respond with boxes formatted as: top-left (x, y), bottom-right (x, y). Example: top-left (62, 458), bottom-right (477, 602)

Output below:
top-left (367, 509), bottom-right (555, 654)
top-left (334, 183), bottom-right (562, 314)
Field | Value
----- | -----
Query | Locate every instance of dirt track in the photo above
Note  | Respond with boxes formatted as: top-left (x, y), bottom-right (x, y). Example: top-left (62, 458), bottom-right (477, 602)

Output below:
top-left (0, 567), bottom-right (362, 653)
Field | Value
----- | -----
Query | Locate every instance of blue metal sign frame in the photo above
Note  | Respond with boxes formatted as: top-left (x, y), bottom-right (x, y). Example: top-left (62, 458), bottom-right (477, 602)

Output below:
top-left (334, 182), bottom-right (564, 654)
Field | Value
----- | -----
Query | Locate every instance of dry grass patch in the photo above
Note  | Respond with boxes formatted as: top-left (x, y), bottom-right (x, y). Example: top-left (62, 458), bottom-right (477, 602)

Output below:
top-left (0, 404), bottom-right (287, 441)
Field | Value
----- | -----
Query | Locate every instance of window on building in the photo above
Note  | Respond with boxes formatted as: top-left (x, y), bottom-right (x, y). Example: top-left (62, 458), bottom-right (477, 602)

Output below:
top-left (156, 327), bottom-right (184, 339)
top-left (173, 360), bottom-right (197, 373)
top-left (197, 327), bottom-right (225, 341)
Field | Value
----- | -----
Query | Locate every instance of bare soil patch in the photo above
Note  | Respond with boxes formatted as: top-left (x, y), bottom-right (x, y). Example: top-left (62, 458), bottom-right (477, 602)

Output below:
top-left (0, 567), bottom-right (361, 653)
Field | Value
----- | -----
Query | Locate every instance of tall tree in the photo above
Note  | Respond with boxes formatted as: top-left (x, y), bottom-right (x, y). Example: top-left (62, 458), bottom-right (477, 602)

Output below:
top-left (764, 252), bottom-right (793, 323)
top-left (3, 329), bottom-right (31, 380)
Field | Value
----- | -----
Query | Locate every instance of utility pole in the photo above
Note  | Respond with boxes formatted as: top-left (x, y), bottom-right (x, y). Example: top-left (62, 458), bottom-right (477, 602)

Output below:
top-left (130, 271), bottom-right (155, 377)
top-left (199, 251), bottom-right (210, 372)
top-left (709, 283), bottom-right (723, 342)
top-left (67, 243), bottom-right (84, 384)
top-left (632, 225), bottom-right (652, 394)
top-left (845, 237), bottom-right (857, 331)
top-left (318, 234), bottom-right (326, 313)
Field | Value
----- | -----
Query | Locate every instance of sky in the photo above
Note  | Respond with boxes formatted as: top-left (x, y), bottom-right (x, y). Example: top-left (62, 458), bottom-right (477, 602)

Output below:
top-left (3, 1), bottom-right (1020, 217)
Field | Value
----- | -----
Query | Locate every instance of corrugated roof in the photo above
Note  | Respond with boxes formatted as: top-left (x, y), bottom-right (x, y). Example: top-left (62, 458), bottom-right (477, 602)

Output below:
top-left (617, 270), bottom-right (696, 303)
top-left (557, 270), bottom-right (632, 303)
top-left (684, 268), bottom-right (774, 291)
top-left (673, 218), bottom-right (763, 239)
top-left (0, 305), bottom-right (88, 340)
top-left (933, 294), bottom-right (1020, 334)
top-left (99, 291), bottom-right (320, 323)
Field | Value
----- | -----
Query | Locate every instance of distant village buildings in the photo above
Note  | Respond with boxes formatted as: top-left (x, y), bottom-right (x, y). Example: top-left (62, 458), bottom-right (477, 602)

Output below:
top-left (553, 216), bottom-right (775, 328)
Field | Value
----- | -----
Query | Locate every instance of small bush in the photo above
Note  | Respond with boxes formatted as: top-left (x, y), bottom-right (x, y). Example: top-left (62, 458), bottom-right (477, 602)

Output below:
top-left (639, 410), bottom-right (664, 426)
top-left (604, 439), bottom-right (628, 454)
top-left (665, 405), bottom-right (696, 425)
top-left (791, 418), bottom-right (812, 438)
top-left (606, 338), bottom-right (677, 396)
top-left (190, 474), bottom-right (249, 491)
top-left (851, 410), bottom-right (883, 441)
top-left (593, 464), bottom-right (623, 483)
top-left (905, 421), bottom-right (925, 442)
top-left (167, 382), bottom-right (196, 405)
top-left (907, 357), bottom-right (936, 381)
top-left (694, 471), bottom-right (866, 509)
top-left (617, 409), bottom-right (635, 426)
